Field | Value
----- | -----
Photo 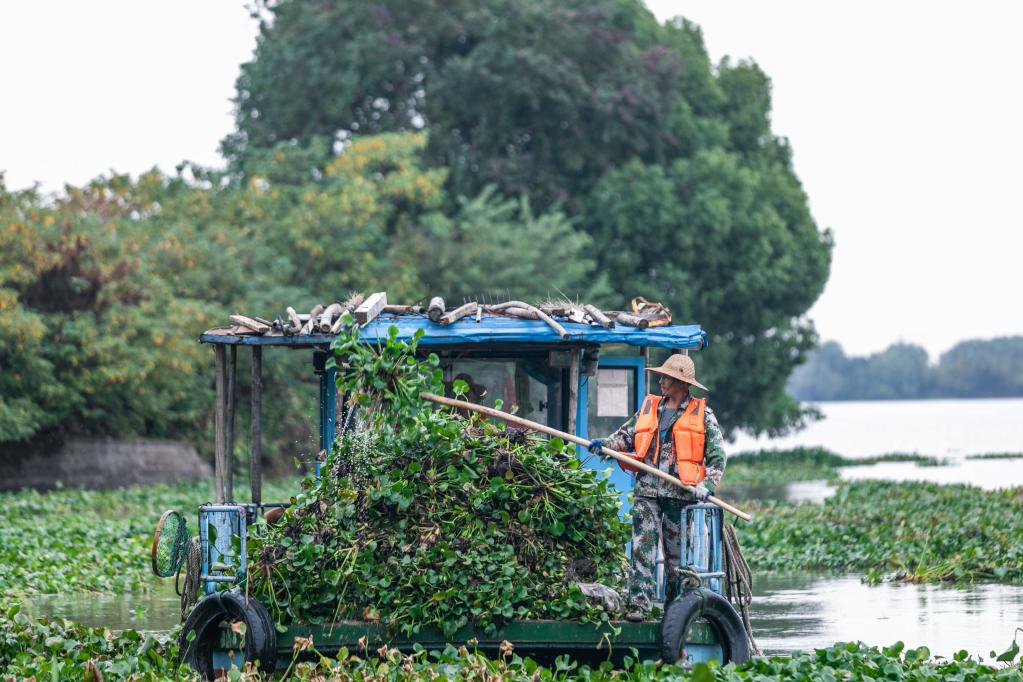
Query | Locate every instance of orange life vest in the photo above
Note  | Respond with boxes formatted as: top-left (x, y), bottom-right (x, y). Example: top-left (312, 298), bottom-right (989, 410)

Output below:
top-left (619, 394), bottom-right (706, 485)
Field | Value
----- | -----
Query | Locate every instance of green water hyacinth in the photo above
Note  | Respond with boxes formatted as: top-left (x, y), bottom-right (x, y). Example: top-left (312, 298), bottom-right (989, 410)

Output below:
top-left (247, 325), bottom-right (631, 636)
top-left (0, 479), bottom-right (298, 598)
top-left (0, 600), bottom-right (194, 679)
top-left (737, 479), bottom-right (1023, 584)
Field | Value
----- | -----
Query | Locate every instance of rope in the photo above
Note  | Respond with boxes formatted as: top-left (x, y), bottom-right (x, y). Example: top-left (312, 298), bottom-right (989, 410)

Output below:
top-left (722, 523), bottom-right (761, 656)
top-left (177, 536), bottom-right (202, 621)
top-left (674, 566), bottom-right (703, 590)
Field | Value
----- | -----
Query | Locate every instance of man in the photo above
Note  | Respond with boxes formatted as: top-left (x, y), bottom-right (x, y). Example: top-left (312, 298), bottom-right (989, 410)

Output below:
top-left (588, 353), bottom-right (726, 621)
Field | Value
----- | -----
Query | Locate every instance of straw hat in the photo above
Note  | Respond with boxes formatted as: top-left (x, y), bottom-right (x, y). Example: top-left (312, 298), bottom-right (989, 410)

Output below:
top-left (646, 354), bottom-right (709, 392)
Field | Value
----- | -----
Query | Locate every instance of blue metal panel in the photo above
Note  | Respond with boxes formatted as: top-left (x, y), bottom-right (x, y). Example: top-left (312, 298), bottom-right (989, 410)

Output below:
top-left (200, 315), bottom-right (707, 351)
top-left (683, 643), bottom-right (726, 665)
top-left (199, 504), bottom-right (248, 595)
top-left (683, 504), bottom-right (724, 595)
top-left (316, 366), bottom-right (336, 477)
top-left (577, 356), bottom-right (646, 518)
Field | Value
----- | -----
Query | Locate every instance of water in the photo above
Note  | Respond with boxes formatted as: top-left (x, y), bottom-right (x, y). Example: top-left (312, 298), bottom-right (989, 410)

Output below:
top-left (30, 573), bottom-right (1023, 660)
top-left (730, 397), bottom-right (1023, 460)
top-left (24, 581), bottom-right (181, 632)
top-left (730, 397), bottom-right (1023, 492)
top-left (752, 573), bottom-right (1023, 658)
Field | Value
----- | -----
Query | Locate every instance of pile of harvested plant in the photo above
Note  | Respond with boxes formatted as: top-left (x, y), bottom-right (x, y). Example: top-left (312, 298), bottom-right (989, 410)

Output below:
top-left (248, 324), bottom-right (630, 636)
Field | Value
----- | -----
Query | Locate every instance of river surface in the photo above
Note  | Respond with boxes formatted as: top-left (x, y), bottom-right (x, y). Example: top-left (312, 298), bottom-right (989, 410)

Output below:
top-left (751, 574), bottom-right (1023, 658)
top-left (27, 573), bottom-right (1023, 659)
top-left (730, 397), bottom-right (1023, 460)
top-left (25, 399), bottom-right (1023, 657)
top-left (730, 397), bottom-right (1023, 493)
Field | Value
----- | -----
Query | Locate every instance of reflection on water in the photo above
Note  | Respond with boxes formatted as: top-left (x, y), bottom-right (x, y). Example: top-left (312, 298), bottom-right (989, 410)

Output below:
top-left (25, 581), bottom-right (181, 632)
top-left (751, 573), bottom-right (1023, 658)
top-left (718, 480), bottom-right (833, 504)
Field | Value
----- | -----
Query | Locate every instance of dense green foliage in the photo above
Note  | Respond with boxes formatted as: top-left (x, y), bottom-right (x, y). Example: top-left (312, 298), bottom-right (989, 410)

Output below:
top-left (0, 479), bottom-right (296, 598)
top-left (225, 0), bottom-right (833, 438)
top-left (737, 479), bottom-right (1023, 584)
top-left (789, 337), bottom-right (1023, 400)
top-left (249, 326), bottom-right (630, 635)
top-left (0, 134), bottom-right (591, 459)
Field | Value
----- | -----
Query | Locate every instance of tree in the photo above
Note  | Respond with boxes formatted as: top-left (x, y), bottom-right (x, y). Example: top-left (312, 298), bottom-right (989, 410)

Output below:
top-left (936, 337), bottom-right (1023, 398)
top-left (223, 0), bottom-right (833, 437)
top-left (788, 337), bottom-right (1023, 401)
top-left (584, 151), bottom-right (832, 435)
top-left (0, 134), bottom-right (595, 461)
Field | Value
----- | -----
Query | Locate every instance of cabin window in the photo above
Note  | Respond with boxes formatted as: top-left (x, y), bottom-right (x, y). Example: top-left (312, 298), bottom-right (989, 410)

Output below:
top-left (443, 358), bottom-right (565, 431)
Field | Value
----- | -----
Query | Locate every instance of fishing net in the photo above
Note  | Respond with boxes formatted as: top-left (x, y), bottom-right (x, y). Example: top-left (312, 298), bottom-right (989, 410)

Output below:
top-left (151, 510), bottom-right (190, 578)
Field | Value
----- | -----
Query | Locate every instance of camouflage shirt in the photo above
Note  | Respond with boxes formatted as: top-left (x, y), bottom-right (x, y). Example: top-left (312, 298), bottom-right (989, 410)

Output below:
top-left (604, 395), bottom-right (726, 500)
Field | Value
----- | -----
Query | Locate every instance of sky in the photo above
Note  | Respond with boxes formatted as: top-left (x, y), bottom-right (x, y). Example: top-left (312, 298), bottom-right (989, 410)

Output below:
top-left (2, 1), bottom-right (1020, 359)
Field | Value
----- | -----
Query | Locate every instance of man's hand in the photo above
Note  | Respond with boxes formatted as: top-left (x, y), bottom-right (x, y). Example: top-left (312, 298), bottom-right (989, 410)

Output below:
top-left (587, 438), bottom-right (604, 455)
top-left (693, 483), bottom-right (710, 501)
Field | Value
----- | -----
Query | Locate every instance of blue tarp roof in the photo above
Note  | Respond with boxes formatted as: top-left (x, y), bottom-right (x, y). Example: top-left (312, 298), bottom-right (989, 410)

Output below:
top-left (200, 313), bottom-right (707, 350)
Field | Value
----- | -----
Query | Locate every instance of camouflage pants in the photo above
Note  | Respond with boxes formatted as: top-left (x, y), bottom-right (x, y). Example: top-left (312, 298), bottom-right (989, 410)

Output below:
top-left (627, 496), bottom-right (685, 611)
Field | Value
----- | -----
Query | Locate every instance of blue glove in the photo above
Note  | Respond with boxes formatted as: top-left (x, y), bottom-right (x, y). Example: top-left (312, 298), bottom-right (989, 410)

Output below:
top-left (587, 438), bottom-right (604, 455)
top-left (693, 483), bottom-right (710, 501)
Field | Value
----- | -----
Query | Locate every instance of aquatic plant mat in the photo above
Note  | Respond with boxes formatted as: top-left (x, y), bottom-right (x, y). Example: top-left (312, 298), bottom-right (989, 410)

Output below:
top-left (721, 447), bottom-right (949, 486)
top-left (248, 324), bottom-right (630, 636)
top-left (0, 479), bottom-right (299, 598)
top-left (736, 479), bottom-right (1023, 584)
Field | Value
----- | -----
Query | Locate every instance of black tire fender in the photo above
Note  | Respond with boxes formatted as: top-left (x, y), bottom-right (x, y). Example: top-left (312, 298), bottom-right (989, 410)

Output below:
top-left (660, 588), bottom-right (750, 665)
top-left (178, 591), bottom-right (277, 679)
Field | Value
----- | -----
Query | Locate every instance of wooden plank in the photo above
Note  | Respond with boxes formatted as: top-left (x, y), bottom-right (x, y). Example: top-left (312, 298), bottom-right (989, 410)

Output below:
top-left (250, 346), bottom-right (262, 505)
top-left (214, 345), bottom-right (226, 503)
top-left (225, 345), bottom-right (236, 502)
top-left (229, 314), bottom-right (270, 334)
top-left (354, 291), bottom-right (387, 325)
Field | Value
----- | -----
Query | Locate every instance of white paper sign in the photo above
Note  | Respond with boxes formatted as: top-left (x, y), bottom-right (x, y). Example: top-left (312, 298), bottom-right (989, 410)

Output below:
top-left (596, 368), bottom-right (630, 417)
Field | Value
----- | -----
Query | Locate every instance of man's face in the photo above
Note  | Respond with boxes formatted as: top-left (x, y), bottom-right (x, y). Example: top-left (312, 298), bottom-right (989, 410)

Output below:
top-left (659, 375), bottom-right (688, 398)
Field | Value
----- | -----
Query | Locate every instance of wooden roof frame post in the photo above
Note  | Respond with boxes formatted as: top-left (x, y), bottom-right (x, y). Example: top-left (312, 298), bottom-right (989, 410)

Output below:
top-left (225, 345), bottom-right (237, 502)
top-left (250, 346), bottom-right (263, 505)
top-left (566, 349), bottom-right (580, 435)
top-left (213, 345), bottom-right (227, 503)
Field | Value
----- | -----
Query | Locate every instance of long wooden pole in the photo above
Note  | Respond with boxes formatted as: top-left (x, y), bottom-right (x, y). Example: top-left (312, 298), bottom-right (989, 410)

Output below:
top-left (420, 392), bottom-right (752, 522)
